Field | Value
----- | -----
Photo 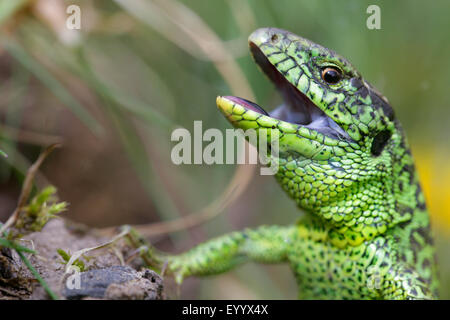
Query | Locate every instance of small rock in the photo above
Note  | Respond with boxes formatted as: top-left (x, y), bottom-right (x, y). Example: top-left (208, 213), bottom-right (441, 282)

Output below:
top-left (62, 266), bottom-right (163, 300)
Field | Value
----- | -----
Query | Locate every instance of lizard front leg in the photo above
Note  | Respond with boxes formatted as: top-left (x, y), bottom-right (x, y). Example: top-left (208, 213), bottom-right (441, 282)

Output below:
top-left (379, 264), bottom-right (435, 300)
top-left (134, 225), bottom-right (296, 284)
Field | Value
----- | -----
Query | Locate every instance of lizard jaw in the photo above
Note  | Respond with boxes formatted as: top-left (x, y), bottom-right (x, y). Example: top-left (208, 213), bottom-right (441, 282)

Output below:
top-left (216, 40), bottom-right (351, 142)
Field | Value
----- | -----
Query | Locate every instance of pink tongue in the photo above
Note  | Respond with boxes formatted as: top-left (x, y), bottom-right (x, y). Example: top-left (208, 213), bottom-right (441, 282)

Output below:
top-left (224, 96), bottom-right (268, 115)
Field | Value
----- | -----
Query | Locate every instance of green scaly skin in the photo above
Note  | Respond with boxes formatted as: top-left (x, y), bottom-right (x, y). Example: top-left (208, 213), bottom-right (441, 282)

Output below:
top-left (144, 28), bottom-right (439, 299)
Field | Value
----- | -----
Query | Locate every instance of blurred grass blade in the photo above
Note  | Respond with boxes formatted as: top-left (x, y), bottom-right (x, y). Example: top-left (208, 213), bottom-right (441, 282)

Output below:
top-left (0, 0), bottom-right (28, 26)
top-left (0, 237), bottom-right (36, 254)
top-left (16, 249), bottom-right (59, 300)
top-left (75, 50), bottom-right (185, 226)
top-left (1, 39), bottom-right (103, 135)
top-left (114, 0), bottom-right (254, 99)
top-left (97, 86), bottom-right (174, 129)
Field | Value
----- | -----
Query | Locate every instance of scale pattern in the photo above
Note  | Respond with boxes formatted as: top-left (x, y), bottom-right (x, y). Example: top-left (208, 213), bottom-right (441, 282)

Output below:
top-left (144, 28), bottom-right (438, 299)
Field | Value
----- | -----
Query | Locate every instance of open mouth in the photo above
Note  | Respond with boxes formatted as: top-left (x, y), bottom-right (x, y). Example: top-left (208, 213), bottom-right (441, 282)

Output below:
top-left (222, 42), bottom-right (351, 142)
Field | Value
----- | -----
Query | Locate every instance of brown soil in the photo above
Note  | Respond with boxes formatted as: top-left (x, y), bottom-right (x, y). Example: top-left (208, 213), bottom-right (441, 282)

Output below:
top-left (0, 218), bottom-right (164, 300)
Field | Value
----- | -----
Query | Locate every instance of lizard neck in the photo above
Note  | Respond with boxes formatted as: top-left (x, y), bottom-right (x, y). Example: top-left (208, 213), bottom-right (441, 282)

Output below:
top-left (275, 121), bottom-right (429, 248)
top-left (389, 123), bottom-right (428, 224)
top-left (387, 123), bottom-right (438, 293)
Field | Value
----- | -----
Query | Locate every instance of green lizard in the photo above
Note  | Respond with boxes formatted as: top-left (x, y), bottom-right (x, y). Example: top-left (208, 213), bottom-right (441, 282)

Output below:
top-left (141, 28), bottom-right (439, 299)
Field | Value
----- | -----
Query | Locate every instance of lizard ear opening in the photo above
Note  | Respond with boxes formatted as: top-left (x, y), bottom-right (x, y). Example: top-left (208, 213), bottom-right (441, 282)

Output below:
top-left (371, 130), bottom-right (392, 156)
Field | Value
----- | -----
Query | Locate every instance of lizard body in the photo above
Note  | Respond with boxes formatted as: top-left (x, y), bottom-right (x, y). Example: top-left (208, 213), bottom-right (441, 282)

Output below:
top-left (144, 28), bottom-right (438, 299)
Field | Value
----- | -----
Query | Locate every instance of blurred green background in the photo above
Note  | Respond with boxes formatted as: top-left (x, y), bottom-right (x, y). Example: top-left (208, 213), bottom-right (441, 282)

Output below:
top-left (0, 0), bottom-right (449, 299)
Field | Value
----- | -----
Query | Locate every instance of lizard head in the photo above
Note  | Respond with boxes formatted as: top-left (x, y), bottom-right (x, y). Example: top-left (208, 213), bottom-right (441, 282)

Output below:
top-left (217, 28), bottom-right (411, 245)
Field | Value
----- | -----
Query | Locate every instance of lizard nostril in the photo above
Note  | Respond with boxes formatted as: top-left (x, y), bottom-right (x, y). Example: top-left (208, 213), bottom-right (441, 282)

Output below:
top-left (271, 34), bottom-right (279, 43)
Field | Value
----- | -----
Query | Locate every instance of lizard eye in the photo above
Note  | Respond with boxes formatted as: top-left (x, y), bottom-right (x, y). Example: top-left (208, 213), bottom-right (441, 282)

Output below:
top-left (321, 67), bottom-right (342, 84)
